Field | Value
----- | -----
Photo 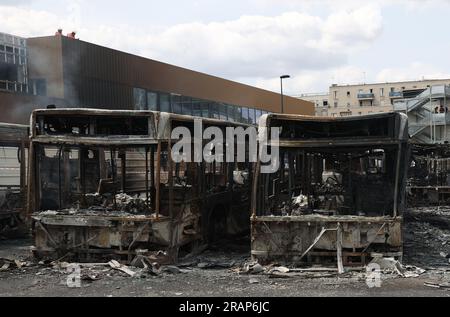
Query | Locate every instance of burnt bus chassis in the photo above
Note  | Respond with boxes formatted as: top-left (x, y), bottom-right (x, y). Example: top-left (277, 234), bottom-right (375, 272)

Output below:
top-left (0, 123), bottom-right (28, 237)
top-left (251, 113), bottom-right (409, 268)
top-left (28, 109), bottom-right (252, 263)
top-left (407, 143), bottom-right (450, 206)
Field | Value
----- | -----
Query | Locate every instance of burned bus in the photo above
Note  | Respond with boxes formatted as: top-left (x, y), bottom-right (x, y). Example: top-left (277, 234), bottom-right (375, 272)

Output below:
top-left (0, 123), bottom-right (28, 238)
top-left (28, 109), bottom-right (252, 262)
top-left (251, 113), bottom-right (409, 268)
top-left (408, 143), bottom-right (450, 206)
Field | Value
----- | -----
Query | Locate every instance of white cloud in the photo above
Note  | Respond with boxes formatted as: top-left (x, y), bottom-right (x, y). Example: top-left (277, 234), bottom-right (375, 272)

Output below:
top-left (0, 6), bottom-right (59, 37)
top-left (0, 4), bottom-right (383, 82)
top-left (376, 62), bottom-right (450, 82)
top-left (250, 65), bottom-right (367, 95)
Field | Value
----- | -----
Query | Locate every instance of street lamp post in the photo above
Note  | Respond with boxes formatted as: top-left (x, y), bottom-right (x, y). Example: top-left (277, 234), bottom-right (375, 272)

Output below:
top-left (280, 75), bottom-right (290, 113)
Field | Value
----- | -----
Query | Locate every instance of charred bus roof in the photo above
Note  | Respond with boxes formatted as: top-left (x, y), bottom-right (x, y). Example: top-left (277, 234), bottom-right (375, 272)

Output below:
top-left (30, 108), bottom-right (253, 145)
top-left (0, 123), bottom-right (29, 146)
top-left (30, 109), bottom-right (158, 146)
top-left (259, 112), bottom-right (409, 148)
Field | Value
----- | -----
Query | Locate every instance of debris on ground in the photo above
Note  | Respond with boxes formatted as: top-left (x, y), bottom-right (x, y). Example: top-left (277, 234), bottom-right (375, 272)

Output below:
top-left (369, 257), bottom-right (426, 278)
top-left (404, 207), bottom-right (450, 268)
top-left (108, 260), bottom-right (137, 277)
top-left (424, 282), bottom-right (450, 290)
top-left (1, 206), bottom-right (450, 295)
top-left (0, 258), bottom-right (31, 271)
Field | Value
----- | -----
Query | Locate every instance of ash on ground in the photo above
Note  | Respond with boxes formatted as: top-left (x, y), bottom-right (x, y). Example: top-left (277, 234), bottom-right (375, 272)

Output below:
top-left (404, 207), bottom-right (450, 268)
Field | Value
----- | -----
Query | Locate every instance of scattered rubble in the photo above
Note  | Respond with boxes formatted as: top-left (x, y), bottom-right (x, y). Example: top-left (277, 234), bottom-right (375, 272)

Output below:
top-left (108, 260), bottom-right (137, 277)
top-left (404, 207), bottom-right (450, 268)
top-left (0, 257), bottom-right (32, 271)
top-left (424, 282), bottom-right (450, 290)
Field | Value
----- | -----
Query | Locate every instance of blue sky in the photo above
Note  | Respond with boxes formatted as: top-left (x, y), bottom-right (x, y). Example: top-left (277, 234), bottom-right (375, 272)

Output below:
top-left (1, 0), bottom-right (450, 94)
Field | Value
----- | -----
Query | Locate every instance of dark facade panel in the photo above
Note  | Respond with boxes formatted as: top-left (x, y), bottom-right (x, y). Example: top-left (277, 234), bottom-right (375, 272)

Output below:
top-left (54, 36), bottom-right (313, 115)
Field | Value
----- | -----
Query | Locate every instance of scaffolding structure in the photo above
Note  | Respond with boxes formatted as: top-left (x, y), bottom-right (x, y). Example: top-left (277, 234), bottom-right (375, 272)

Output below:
top-left (394, 85), bottom-right (450, 144)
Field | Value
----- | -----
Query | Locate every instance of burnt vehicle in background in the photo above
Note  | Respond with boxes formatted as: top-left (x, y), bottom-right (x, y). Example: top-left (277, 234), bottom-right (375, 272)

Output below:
top-left (408, 144), bottom-right (450, 206)
top-left (28, 109), bottom-right (252, 263)
top-left (251, 113), bottom-right (409, 269)
top-left (0, 123), bottom-right (28, 238)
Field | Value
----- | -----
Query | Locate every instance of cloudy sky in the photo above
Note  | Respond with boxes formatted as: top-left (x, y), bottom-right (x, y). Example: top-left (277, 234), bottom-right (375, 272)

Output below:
top-left (1, 0), bottom-right (450, 95)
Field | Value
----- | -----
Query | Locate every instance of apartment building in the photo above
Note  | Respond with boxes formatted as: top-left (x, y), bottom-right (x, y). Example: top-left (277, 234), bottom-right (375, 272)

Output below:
top-left (301, 79), bottom-right (450, 117)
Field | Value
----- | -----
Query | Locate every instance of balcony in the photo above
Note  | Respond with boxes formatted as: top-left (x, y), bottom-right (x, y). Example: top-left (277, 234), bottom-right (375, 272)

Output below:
top-left (357, 93), bottom-right (375, 100)
top-left (389, 91), bottom-right (403, 98)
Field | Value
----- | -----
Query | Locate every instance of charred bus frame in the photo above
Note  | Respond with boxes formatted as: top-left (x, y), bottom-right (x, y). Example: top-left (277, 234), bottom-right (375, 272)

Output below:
top-left (408, 143), bottom-right (450, 206)
top-left (0, 123), bottom-right (29, 237)
top-left (251, 113), bottom-right (409, 268)
top-left (28, 109), bottom-right (252, 263)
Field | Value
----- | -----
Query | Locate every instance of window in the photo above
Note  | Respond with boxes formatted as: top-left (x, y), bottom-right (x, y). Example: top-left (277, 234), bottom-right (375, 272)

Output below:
top-left (249, 108), bottom-right (256, 124)
top-left (133, 88), bottom-right (147, 110)
top-left (147, 92), bottom-right (158, 111)
top-left (6, 54), bottom-right (13, 64)
top-left (380, 88), bottom-right (384, 97)
top-left (201, 102), bottom-right (210, 118)
top-left (347, 91), bottom-right (350, 97)
top-left (182, 96), bottom-right (192, 116)
top-left (35, 79), bottom-right (47, 96)
top-left (211, 103), bottom-right (220, 119)
top-left (219, 104), bottom-right (228, 120)
top-left (359, 101), bottom-right (363, 107)
top-left (334, 102), bottom-right (338, 108)
top-left (370, 89), bottom-right (373, 93)
top-left (333, 91), bottom-right (337, 99)
top-left (390, 87), bottom-right (395, 93)
top-left (255, 109), bottom-right (262, 123)
top-left (171, 95), bottom-right (182, 114)
top-left (235, 107), bottom-right (242, 122)
top-left (192, 99), bottom-right (202, 117)
top-left (159, 93), bottom-right (171, 112)
top-left (323, 101), bottom-right (328, 107)
top-left (242, 107), bottom-right (250, 124)
top-left (227, 104), bottom-right (235, 122)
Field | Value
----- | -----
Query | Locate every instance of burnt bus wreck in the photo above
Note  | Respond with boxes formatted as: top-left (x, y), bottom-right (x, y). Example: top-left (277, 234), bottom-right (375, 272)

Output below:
top-left (0, 123), bottom-right (28, 238)
top-left (408, 143), bottom-right (450, 206)
top-left (251, 113), bottom-right (409, 268)
top-left (28, 109), bottom-right (252, 262)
